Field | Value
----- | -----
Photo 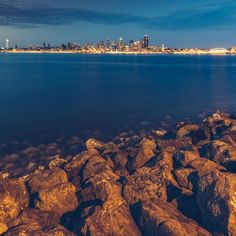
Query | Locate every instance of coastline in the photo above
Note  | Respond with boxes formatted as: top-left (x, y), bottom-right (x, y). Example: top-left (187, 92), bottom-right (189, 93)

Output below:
top-left (1, 49), bottom-right (236, 56)
top-left (1, 110), bottom-right (236, 235)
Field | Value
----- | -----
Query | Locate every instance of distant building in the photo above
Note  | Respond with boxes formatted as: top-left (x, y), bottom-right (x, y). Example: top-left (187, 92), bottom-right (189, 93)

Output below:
top-left (208, 48), bottom-right (229, 54)
top-left (6, 39), bottom-right (9, 50)
top-left (143, 35), bottom-right (149, 48)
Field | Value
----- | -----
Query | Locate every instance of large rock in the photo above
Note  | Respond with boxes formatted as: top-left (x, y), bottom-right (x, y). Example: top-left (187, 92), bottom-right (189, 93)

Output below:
top-left (28, 168), bottom-right (68, 194)
top-left (126, 138), bottom-right (157, 172)
top-left (35, 183), bottom-right (78, 217)
top-left (197, 170), bottom-right (236, 235)
top-left (86, 139), bottom-right (104, 153)
top-left (7, 208), bottom-right (59, 232)
top-left (177, 124), bottom-right (209, 144)
top-left (204, 140), bottom-right (236, 165)
top-left (138, 199), bottom-right (211, 236)
top-left (64, 151), bottom-right (95, 176)
top-left (0, 178), bottom-right (29, 224)
top-left (123, 166), bottom-right (168, 205)
top-left (173, 150), bottom-right (200, 168)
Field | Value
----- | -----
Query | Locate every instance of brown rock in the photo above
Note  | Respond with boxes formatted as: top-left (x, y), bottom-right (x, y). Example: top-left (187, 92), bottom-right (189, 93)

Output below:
top-left (197, 170), bottom-right (236, 235)
top-left (123, 166), bottom-right (168, 205)
top-left (80, 200), bottom-right (141, 236)
top-left (173, 150), bottom-right (200, 167)
top-left (7, 208), bottom-right (59, 231)
top-left (64, 151), bottom-right (95, 176)
top-left (28, 168), bottom-right (68, 194)
top-left (0, 222), bottom-right (8, 235)
top-left (138, 199), bottom-right (211, 236)
top-left (86, 138), bottom-right (104, 152)
top-left (48, 155), bottom-right (68, 169)
top-left (127, 138), bottom-right (157, 172)
top-left (177, 124), bottom-right (209, 144)
top-left (204, 140), bottom-right (236, 165)
top-left (188, 158), bottom-right (226, 173)
top-left (35, 183), bottom-right (78, 217)
top-left (0, 178), bottom-right (29, 224)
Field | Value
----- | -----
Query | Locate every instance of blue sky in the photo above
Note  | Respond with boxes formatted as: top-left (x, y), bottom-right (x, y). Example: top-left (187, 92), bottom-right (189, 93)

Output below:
top-left (0, 0), bottom-right (236, 48)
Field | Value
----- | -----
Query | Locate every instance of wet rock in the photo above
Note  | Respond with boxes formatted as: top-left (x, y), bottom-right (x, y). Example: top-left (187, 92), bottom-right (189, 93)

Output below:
top-left (204, 140), bottom-right (236, 165)
top-left (35, 183), bottom-right (78, 217)
top-left (86, 139), bottom-right (104, 153)
top-left (173, 150), bottom-right (200, 168)
top-left (177, 124), bottom-right (209, 144)
top-left (0, 178), bottom-right (29, 224)
top-left (138, 199), bottom-right (211, 236)
top-left (197, 170), bottom-right (236, 235)
top-left (48, 155), bottom-right (68, 169)
top-left (28, 168), bottom-right (68, 194)
top-left (126, 138), bottom-right (157, 172)
top-left (204, 111), bottom-right (232, 128)
top-left (64, 151), bottom-right (95, 176)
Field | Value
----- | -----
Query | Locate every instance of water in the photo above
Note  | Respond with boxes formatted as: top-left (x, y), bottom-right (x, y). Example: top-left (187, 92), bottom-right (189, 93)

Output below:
top-left (1, 53), bottom-right (236, 173)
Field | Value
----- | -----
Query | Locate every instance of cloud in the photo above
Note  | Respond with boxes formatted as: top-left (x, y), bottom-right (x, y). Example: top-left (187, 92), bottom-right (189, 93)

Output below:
top-left (0, 1), bottom-right (236, 30)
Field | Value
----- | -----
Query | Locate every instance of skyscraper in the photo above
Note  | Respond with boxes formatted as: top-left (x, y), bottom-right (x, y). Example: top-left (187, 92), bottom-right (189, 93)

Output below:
top-left (143, 35), bottom-right (149, 48)
top-left (6, 39), bottom-right (9, 49)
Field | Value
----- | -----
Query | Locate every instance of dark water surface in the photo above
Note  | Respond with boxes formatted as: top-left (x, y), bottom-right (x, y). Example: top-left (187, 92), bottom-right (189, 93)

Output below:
top-left (1, 54), bottom-right (236, 170)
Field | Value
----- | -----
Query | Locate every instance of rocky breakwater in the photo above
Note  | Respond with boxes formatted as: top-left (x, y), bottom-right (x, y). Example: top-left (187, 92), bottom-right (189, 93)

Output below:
top-left (1, 111), bottom-right (236, 235)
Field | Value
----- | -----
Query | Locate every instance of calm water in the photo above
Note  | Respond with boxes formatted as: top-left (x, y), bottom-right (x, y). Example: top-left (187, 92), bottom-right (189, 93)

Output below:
top-left (1, 53), bottom-right (236, 144)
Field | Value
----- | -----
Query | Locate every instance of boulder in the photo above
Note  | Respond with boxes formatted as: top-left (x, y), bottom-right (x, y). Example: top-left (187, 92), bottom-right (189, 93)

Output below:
top-left (123, 166), bottom-right (168, 205)
top-left (138, 199), bottom-right (211, 236)
top-left (28, 168), bottom-right (68, 194)
top-left (173, 150), bottom-right (200, 168)
top-left (188, 158), bottom-right (226, 172)
top-left (86, 139), bottom-right (104, 153)
top-left (7, 208), bottom-right (59, 231)
top-left (177, 124), bottom-right (209, 144)
top-left (197, 170), bottom-right (236, 235)
top-left (35, 183), bottom-right (78, 217)
top-left (204, 140), bottom-right (236, 165)
top-left (126, 138), bottom-right (157, 172)
top-left (0, 178), bottom-right (29, 224)
top-left (64, 151), bottom-right (95, 176)
top-left (48, 155), bottom-right (68, 169)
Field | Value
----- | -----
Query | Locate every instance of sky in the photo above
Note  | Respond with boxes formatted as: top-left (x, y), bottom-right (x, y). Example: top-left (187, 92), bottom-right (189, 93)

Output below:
top-left (0, 0), bottom-right (236, 48)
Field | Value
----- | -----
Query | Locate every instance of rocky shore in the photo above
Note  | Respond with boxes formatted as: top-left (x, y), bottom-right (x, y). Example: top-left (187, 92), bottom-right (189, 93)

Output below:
top-left (1, 111), bottom-right (236, 235)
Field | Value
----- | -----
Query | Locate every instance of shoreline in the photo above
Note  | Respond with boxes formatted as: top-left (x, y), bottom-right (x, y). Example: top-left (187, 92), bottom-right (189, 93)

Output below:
top-left (1, 110), bottom-right (236, 235)
top-left (1, 50), bottom-right (236, 56)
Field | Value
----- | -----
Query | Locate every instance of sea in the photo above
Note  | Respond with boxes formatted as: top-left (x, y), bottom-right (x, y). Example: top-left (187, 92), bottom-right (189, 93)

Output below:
top-left (1, 53), bottom-right (236, 173)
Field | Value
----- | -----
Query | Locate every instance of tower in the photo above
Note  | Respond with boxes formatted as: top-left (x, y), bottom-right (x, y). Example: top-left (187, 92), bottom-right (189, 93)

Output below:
top-left (143, 35), bottom-right (149, 48)
top-left (6, 39), bottom-right (9, 50)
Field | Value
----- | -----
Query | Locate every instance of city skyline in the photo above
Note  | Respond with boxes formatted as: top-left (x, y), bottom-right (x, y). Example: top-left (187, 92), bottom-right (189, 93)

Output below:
top-left (0, 0), bottom-right (236, 48)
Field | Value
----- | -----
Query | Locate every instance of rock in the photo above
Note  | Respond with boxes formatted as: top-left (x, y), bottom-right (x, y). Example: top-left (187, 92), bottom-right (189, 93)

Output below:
top-left (204, 140), bottom-right (236, 165)
top-left (5, 225), bottom-right (75, 236)
top-left (86, 139), bottom-right (104, 152)
top-left (112, 151), bottom-right (129, 170)
top-left (188, 158), bottom-right (226, 172)
top-left (0, 222), bottom-right (8, 235)
top-left (7, 208), bottom-right (59, 231)
top-left (173, 150), bottom-right (200, 168)
top-left (35, 183), bottom-right (78, 217)
top-left (127, 138), bottom-right (157, 172)
top-left (0, 178), bottom-right (29, 224)
top-left (64, 151), bottom-right (95, 176)
top-left (48, 155), bottom-right (68, 169)
top-left (204, 111), bottom-right (232, 128)
top-left (123, 166), bottom-right (168, 205)
top-left (197, 170), bottom-right (236, 235)
top-left (174, 168), bottom-right (198, 193)
top-left (28, 168), bottom-right (68, 194)
top-left (81, 155), bottom-right (117, 181)
top-left (137, 199), bottom-right (211, 236)
top-left (177, 124), bottom-right (209, 144)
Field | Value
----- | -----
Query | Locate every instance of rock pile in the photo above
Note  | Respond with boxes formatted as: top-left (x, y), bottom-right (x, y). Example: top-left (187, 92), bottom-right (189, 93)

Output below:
top-left (1, 111), bottom-right (236, 235)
